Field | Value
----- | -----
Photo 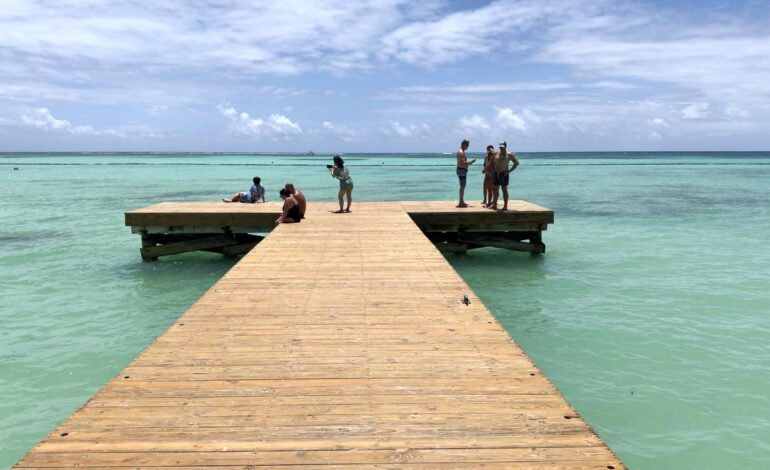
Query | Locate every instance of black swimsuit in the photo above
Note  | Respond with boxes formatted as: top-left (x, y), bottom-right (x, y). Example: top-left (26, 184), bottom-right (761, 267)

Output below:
top-left (287, 204), bottom-right (302, 222)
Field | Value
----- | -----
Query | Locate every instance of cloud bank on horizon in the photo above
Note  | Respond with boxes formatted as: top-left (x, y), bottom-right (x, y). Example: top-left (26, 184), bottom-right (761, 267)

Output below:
top-left (0, 0), bottom-right (768, 152)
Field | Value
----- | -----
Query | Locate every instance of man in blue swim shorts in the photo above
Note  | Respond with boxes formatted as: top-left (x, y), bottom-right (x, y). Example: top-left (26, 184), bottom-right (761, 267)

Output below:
top-left (455, 139), bottom-right (476, 208)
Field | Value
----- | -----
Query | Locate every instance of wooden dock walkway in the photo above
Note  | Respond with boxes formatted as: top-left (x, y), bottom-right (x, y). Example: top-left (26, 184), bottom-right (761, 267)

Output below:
top-left (16, 202), bottom-right (622, 468)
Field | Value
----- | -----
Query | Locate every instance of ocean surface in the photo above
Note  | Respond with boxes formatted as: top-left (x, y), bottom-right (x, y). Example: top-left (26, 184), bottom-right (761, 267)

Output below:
top-left (1, 151), bottom-right (769, 468)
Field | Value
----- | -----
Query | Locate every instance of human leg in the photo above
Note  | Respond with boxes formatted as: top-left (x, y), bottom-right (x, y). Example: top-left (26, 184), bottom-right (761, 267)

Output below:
top-left (334, 189), bottom-right (345, 213)
top-left (344, 188), bottom-right (352, 212)
top-left (223, 193), bottom-right (240, 203)
top-left (501, 186), bottom-right (509, 211)
top-left (456, 168), bottom-right (468, 207)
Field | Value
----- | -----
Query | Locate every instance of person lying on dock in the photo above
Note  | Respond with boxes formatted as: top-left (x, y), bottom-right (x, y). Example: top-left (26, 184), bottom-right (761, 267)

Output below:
top-left (223, 176), bottom-right (266, 203)
top-left (276, 188), bottom-right (302, 224)
top-left (285, 182), bottom-right (306, 219)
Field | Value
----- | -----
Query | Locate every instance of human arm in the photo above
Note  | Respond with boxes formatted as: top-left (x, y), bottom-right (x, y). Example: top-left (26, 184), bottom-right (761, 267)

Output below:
top-left (332, 167), bottom-right (348, 180)
top-left (508, 153), bottom-right (520, 172)
top-left (255, 186), bottom-right (266, 203)
top-left (277, 199), bottom-right (293, 223)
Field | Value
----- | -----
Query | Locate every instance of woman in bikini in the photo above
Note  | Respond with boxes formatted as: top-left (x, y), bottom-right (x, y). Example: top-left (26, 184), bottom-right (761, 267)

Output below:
top-left (276, 188), bottom-right (302, 224)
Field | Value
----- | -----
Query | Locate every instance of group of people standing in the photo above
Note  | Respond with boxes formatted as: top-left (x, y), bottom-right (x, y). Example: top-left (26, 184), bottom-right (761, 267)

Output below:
top-left (223, 143), bottom-right (515, 221)
top-left (223, 155), bottom-right (354, 223)
top-left (456, 139), bottom-right (519, 211)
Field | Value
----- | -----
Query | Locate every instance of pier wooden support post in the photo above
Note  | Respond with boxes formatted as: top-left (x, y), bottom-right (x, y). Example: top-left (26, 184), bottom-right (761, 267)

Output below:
top-left (530, 231), bottom-right (545, 255)
top-left (140, 230), bottom-right (158, 262)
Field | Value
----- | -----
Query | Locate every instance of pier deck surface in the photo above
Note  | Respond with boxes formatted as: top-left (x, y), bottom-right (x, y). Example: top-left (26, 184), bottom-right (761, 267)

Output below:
top-left (124, 200), bottom-right (554, 229)
top-left (17, 202), bottom-right (620, 468)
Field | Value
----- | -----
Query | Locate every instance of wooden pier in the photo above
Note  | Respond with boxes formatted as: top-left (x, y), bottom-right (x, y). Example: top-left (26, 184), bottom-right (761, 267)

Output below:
top-left (16, 201), bottom-right (623, 468)
top-left (126, 200), bottom-right (553, 261)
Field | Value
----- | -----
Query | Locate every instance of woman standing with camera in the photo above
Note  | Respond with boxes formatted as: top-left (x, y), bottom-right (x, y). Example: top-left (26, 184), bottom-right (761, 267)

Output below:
top-left (328, 155), bottom-right (354, 213)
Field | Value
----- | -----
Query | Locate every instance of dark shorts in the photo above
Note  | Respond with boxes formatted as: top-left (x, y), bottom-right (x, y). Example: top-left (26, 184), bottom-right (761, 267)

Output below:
top-left (456, 167), bottom-right (468, 186)
top-left (493, 171), bottom-right (509, 187)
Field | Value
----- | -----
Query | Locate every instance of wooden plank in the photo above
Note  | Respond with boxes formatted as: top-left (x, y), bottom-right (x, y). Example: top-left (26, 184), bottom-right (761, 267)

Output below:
top-left (16, 201), bottom-right (621, 469)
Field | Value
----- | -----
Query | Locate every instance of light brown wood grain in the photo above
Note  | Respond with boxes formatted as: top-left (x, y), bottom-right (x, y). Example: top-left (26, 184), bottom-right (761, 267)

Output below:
top-left (15, 202), bottom-right (620, 469)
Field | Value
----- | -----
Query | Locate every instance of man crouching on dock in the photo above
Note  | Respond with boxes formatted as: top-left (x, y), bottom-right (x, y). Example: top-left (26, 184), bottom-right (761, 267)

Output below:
top-left (455, 139), bottom-right (476, 208)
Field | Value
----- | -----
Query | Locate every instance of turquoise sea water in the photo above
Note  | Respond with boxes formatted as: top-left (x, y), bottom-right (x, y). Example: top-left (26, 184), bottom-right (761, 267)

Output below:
top-left (1, 152), bottom-right (769, 468)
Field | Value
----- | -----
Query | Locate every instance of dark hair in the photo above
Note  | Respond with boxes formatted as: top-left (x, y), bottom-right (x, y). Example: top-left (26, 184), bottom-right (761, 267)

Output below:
top-left (486, 145), bottom-right (494, 150)
top-left (253, 176), bottom-right (261, 185)
top-left (279, 188), bottom-right (291, 198)
top-left (333, 155), bottom-right (344, 168)
top-left (461, 139), bottom-right (470, 146)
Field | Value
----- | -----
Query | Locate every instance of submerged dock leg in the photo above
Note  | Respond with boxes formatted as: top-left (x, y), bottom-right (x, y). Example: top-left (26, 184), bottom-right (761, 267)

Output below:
top-left (140, 231), bottom-right (158, 262)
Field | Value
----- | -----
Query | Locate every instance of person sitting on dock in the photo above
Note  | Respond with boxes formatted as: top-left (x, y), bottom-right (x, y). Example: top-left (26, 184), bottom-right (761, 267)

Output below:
top-left (490, 141), bottom-right (519, 212)
top-left (223, 176), bottom-right (266, 203)
top-left (276, 188), bottom-right (302, 224)
top-left (285, 183), bottom-right (306, 219)
top-left (455, 139), bottom-right (476, 208)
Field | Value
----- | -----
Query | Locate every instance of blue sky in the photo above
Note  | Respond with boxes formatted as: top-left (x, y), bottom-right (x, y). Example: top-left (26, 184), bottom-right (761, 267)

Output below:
top-left (1, 0), bottom-right (769, 152)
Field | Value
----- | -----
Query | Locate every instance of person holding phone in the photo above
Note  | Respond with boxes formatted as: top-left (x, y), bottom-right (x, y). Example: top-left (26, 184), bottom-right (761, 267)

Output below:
top-left (455, 139), bottom-right (476, 208)
top-left (329, 155), bottom-right (353, 213)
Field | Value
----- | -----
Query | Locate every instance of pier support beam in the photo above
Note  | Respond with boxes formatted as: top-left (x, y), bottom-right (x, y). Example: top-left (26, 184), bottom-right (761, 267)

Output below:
top-left (139, 233), bottom-right (264, 261)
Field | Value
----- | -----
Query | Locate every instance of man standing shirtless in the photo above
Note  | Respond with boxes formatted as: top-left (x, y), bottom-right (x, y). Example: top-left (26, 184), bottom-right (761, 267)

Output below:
top-left (491, 141), bottom-right (520, 211)
top-left (455, 139), bottom-right (476, 208)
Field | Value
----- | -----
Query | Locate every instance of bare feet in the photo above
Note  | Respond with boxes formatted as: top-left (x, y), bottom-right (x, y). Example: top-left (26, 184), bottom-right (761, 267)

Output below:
top-left (498, 207), bottom-right (508, 212)
top-left (333, 209), bottom-right (345, 213)
top-left (344, 208), bottom-right (351, 213)
top-left (456, 203), bottom-right (468, 208)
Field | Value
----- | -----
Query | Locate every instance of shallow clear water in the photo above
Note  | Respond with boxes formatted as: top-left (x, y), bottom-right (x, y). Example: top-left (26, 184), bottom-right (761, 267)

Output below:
top-left (1, 152), bottom-right (769, 468)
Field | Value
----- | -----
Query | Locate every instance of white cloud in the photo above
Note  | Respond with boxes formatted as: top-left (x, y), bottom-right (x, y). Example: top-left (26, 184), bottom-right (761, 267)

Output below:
top-left (20, 108), bottom-right (121, 136)
top-left (725, 105), bottom-right (751, 120)
top-left (380, 0), bottom-right (559, 65)
top-left (650, 117), bottom-right (669, 127)
top-left (681, 103), bottom-right (709, 119)
top-left (218, 105), bottom-right (302, 138)
top-left (398, 82), bottom-right (572, 94)
top-left (383, 121), bottom-right (432, 137)
top-left (495, 108), bottom-right (529, 132)
top-left (322, 121), bottom-right (364, 141)
top-left (459, 114), bottom-right (491, 132)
